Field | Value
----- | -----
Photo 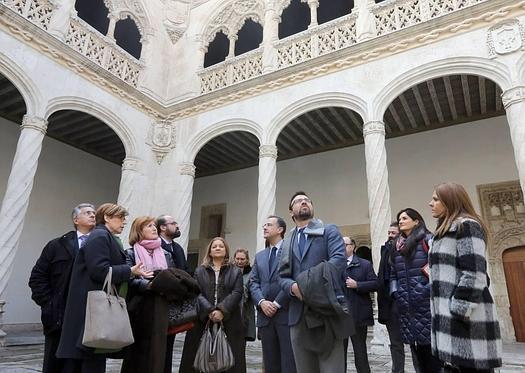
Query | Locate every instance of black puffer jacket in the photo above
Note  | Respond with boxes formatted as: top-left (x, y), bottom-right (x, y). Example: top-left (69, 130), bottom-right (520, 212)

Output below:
top-left (390, 230), bottom-right (432, 345)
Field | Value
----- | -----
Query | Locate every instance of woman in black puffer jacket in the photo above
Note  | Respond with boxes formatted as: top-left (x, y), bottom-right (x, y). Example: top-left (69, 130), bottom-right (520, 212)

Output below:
top-left (390, 208), bottom-right (441, 373)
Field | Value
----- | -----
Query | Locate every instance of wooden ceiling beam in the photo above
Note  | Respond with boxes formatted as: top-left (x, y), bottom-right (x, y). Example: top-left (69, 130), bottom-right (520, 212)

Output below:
top-left (303, 112), bottom-right (337, 145)
top-left (387, 104), bottom-right (405, 131)
top-left (478, 76), bottom-right (487, 115)
top-left (286, 119), bottom-right (319, 148)
top-left (461, 75), bottom-right (473, 117)
top-left (426, 80), bottom-right (445, 123)
top-left (412, 85), bottom-right (431, 127)
top-left (443, 76), bottom-right (458, 120)
top-left (398, 93), bottom-right (418, 129)
top-left (324, 108), bottom-right (358, 141)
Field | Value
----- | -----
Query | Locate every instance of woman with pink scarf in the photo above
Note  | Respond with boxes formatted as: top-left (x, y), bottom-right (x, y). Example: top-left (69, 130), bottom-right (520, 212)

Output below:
top-left (121, 216), bottom-right (176, 373)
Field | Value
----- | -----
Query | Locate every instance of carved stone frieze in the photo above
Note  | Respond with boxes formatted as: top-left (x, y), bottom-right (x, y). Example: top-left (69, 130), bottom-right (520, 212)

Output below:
top-left (362, 121), bottom-right (385, 137)
top-left (259, 144), bottom-right (278, 159)
top-left (147, 120), bottom-right (177, 164)
top-left (502, 86), bottom-right (525, 109)
top-left (487, 19), bottom-right (525, 58)
top-left (203, 0), bottom-right (265, 45)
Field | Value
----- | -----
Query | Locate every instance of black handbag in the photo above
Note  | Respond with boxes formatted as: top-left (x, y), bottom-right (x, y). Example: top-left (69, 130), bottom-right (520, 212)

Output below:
top-left (167, 297), bottom-right (198, 327)
top-left (193, 322), bottom-right (235, 373)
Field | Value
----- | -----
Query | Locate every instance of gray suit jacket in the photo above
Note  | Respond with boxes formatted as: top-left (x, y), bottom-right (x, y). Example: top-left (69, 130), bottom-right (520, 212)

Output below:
top-left (250, 246), bottom-right (290, 327)
top-left (279, 219), bottom-right (346, 326)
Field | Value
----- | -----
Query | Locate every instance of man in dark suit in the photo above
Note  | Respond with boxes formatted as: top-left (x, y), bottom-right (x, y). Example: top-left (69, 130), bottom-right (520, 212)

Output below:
top-left (28, 203), bottom-right (96, 373)
top-left (342, 236), bottom-right (378, 373)
top-left (377, 222), bottom-right (405, 373)
top-left (250, 215), bottom-right (296, 373)
top-left (156, 214), bottom-right (188, 373)
top-left (279, 191), bottom-right (347, 373)
top-left (156, 215), bottom-right (188, 272)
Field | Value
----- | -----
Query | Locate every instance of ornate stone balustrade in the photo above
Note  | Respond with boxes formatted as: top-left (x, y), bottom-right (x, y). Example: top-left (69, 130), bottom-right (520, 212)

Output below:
top-left (373, 0), bottom-right (488, 37)
top-left (1, 0), bottom-right (143, 87)
top-left (199, 47), bottom-right (263, 94)
top-left (1, 0), bottom-right (54, 30)
top-left (66, 17), bottom-right (142, 87)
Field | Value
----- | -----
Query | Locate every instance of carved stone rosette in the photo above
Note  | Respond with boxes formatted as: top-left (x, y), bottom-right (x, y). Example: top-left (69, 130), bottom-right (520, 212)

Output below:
top-left (177, 162), bottom-right (196, 251)
top-left (362, 121), bottom-right (391, 266)
top-left (0, 115), bottom-right (48, 301)
top-left (257, 145), bottom-right (277, 251)
top-left (147, 120), bottom-right (177, 164)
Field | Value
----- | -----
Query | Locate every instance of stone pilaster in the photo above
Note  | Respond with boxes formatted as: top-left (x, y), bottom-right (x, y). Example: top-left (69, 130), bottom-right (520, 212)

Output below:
top-left (503, 86), bottom-right (525, 195)
top-left (257, 145), bottom-right (278, 251)
top-left (307, 0), bottom-right (319, 28)
top-left (106, 12), bottom-right (118, 40)
top-left (261, 5), bottom-right (279, 73)
top-left (0, 115), bottom-right (48, 345)
top-left (176, 162), bottom-right (196, 252)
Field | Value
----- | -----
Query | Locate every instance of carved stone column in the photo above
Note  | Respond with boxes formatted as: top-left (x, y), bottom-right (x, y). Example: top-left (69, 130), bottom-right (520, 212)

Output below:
top-left (106, 12), bottom-right (118, 40)
top-left (227, 34), bottom-right (237, 59)
top-left (262, 5), bottom-right (279, 73)
top-left (117, 157), bottom-right (140, 243)
top-left (0, 115), bottom-right (48, 345)
top-left (257, 145), bottom-right (278, 251)
top-left (307, 0), bottom-right (319, 28)
top-left (503, 86), bottom-right (525, 194)
top-left (177, 162), bottom-right (196, 252)
top-left (48, 0), bottom-right (75, 41)
top-left (363, 120), bottom-right (392, 355)
top-left (355, 0), bottom-right (376, 42)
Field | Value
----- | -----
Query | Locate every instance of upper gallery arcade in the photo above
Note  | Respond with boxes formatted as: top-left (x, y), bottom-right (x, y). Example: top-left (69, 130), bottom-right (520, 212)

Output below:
top-left (1, 0), bottom-right (525, 345)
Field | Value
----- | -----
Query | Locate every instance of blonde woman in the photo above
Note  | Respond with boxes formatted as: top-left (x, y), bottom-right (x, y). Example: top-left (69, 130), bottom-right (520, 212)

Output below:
top-left (429, 182), bottom-right (502, 373)
top-left (179, 237), bottom-right (246, 373)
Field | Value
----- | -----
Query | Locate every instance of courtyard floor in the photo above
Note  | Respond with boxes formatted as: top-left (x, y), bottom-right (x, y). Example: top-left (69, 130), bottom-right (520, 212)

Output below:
top-left (1, 331), bottom-right (524, 372)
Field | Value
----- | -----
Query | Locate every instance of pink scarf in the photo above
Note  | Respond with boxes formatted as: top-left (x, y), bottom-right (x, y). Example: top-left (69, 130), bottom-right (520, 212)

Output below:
top-left (133, 238), bottom-right (167, 271)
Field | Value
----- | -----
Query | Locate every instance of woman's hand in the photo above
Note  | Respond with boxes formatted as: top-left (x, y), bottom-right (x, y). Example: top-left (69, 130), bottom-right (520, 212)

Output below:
top-left (131, 261), bottom-right (154, 278)
top-left (209, 310), bottom-right (224, 323)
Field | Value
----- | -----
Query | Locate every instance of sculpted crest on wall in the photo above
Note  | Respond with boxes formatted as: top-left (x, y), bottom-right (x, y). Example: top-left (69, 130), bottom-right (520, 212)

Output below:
top-left (487, 19), bottom-right (525, 58)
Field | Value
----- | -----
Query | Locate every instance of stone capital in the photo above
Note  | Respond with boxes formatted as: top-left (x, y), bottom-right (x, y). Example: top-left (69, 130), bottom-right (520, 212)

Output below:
top-left (259, 145), bottom-right (278, 159)
top-left (121, 156), bottom-right (140, 172)
top-left (179, 162), bottom-right (196, 178)
top-left (363, 120), bottom-right (385, 137)
top-left (21, 115), bottom-right (48, 134)
top-left (502, 86), bottom-right (525, 109)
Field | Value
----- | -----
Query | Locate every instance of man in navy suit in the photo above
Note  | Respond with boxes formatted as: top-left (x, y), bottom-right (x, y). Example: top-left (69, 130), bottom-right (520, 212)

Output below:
top-left (156, 214), bottom-right (189, 373)
top-left (250, 215), bottom-right (296, 373)
top-left (279, 191), bottom-right (347, 373)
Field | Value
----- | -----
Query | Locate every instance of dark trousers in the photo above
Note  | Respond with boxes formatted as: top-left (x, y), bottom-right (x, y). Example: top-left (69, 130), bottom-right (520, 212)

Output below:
top-left (43, 330), bottom-right (63, 373)
top-left (410, 344), bottom-right (442, 373)
top-left (444, 365), bottom-right (494, 373)
top-left (61, 356), bottom-right (106, 373)
top-left (165, 334), bottom-right (175, 373)
top-left (385, 306), bottom-right (405, 373)
top-left (343, 325), bottom-right (371, 373)
top-left (260, 320), bottom-right (297, 373)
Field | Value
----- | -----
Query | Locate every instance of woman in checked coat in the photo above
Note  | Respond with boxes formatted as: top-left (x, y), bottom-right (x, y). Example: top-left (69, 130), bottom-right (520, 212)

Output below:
top-left (429, 182), bottom-right (502, 373)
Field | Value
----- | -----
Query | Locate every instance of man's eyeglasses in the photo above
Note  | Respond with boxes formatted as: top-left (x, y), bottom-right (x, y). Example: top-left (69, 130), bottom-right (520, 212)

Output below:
top-left (292, 197), bottom-right (311, 205)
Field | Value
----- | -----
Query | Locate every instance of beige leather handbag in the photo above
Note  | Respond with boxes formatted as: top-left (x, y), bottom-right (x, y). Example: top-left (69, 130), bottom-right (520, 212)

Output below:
top-left (82, 267), bottom-right (134, 349)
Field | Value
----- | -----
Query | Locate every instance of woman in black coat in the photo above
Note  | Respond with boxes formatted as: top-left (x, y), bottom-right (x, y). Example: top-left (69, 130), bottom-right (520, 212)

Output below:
top-left (179, 237), bottom-right (246, 373)
top-left (389, 208), bottom-right (441, 373)
top-left (56, 203), bottom-right (151, 373)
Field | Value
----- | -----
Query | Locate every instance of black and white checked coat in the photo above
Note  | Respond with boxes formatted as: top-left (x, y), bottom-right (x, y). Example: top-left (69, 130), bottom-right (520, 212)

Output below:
top-left (429, 218), bottom-right (502, 370)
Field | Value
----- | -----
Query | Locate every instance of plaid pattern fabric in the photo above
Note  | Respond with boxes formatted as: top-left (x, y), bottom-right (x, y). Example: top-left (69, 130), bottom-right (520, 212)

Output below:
top-left (429, 218), bottom-right (502, 370)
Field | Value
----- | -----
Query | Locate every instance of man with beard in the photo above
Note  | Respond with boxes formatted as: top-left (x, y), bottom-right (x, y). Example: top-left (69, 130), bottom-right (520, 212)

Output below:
top-left (279, 191), bottom-right (348, 373)
top-left (155, 214), bottom-right (189, 373)
top-left (29, 203), bottom-right (96, 373)
top-left (156, 215), bottom-right (189, 273)
top-left (377, 222), bottom-right (405, 373)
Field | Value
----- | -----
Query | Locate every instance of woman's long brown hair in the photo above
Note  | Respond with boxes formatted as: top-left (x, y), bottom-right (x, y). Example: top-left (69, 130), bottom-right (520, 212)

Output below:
top-left (434, 182), bottom-right (488, 241)
top-left (202, 237), bottom-right (230, 266)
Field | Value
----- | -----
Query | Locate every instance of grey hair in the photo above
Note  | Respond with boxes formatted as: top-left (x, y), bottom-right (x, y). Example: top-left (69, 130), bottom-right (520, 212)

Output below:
top-left (71, 203), bottom-right (95, 220)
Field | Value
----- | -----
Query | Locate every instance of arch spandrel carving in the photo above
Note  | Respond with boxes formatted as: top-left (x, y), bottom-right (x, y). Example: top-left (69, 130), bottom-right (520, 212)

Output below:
top-left (104, 0), bottom-right (152, 37)
top-left (202, 0), bottom-right (265, 47)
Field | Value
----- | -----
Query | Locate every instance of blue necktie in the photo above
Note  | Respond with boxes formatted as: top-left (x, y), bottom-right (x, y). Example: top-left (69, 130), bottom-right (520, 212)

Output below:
top-left (79, 235), bottom-right (88, 249)
top-left (269, 246), bottom-right (277, 272)
top-left (298, 228), bottom-right (306, 257)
